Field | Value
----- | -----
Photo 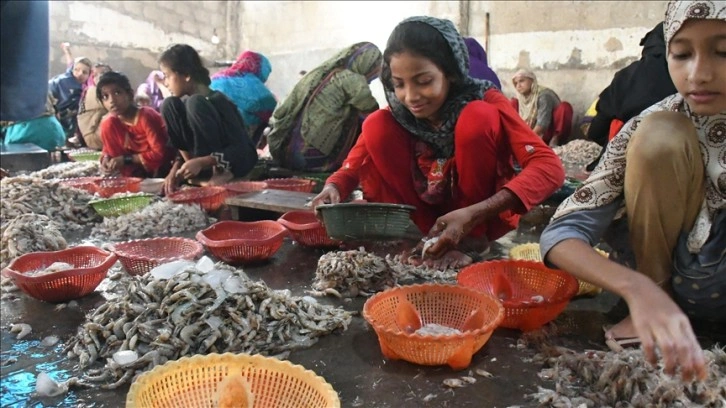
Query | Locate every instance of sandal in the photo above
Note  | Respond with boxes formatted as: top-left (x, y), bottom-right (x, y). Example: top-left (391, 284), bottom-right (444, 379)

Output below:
top-left (603, 325), bottom-right (641, 352)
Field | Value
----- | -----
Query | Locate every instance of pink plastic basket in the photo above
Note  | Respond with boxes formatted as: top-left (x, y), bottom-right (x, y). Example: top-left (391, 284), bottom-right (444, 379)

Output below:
top-left (196, 221), bottom-right (288, 264)
top-left (277, 211), bottom-right (340, 248)
top-left (109, 237), bottom-right (204, 276)
top-left (264, 178), bottom-right (315, 193)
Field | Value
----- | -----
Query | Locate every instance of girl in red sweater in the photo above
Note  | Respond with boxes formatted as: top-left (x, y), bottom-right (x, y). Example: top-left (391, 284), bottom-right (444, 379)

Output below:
top-left (312, 16), bottom-right (564, 268)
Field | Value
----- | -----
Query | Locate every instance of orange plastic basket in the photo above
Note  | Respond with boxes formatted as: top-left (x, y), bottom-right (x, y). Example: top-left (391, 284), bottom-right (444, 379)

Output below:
top-left (508, 242), bottom-right (607, 296)
top-left (167, 186), bottom-right (228, 212)
top-left (196, 221), bottom-right (288, 265)
top-left (1, 246), bottom-right (117, 303)
top-left (94, 177), bottom-right (142, 198)
top-left (126, 353), bottom-right (340, 408)
top-left (264, 178), bottom-right (315, 193)
top-left (109, 237), bottom-right (204, 276)
top-left (277, 210), bottom-right (341, 248)
top-left (224, 181), bottom-right (268, 195)
top-left (362, 284), bottom-right (504, 370)
top-left (457, 260), bottom-right (578, 332)
top-left (59, 176), bottom-right (102, 194)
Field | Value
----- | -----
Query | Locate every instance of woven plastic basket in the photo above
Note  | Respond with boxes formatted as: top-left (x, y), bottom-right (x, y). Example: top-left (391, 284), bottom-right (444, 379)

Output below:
top-left (67, 149), bottom-right (102, 162)
top-left (1, 246), bottom-right (117, 303)
top-left (317, 202), bottom-right (416, 241)
top-left (264, 178), bottom-right (316, 193)
top-left (277, 210), bottom-right (340, 248)
top-left (196, 221), bottom-right (288, 265)
top-left (109, 237), bottom-right (204, 276)
top-left (88, 194), bottom-right (155, 217)
top-left (168, 186), bottom-right (227, 212)
top-left (224, 181), bottom-right (268, 195)
top-left (509, 242), bottom-right (606, 296)
top-left (362, 284), bottom-right (504, 370)
top-left (457, 260), bottom-right (578, 332)
top-left (59, 177), bottom-right (102, 194)
top-left (126, 353), bottom-right (340, 408)
top-left (94, 177), bottom-right (142, 198)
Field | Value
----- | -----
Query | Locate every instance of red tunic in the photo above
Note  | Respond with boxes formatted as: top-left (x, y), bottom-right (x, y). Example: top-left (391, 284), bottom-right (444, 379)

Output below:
top-left (326, 89), bottom-right (565, 241)
top-left (100, 106), bottom-right (175, 177)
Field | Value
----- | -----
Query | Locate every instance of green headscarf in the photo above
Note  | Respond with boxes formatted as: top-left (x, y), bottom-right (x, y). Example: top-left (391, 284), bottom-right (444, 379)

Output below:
top-left (268, 42), bottom-right (382, 157)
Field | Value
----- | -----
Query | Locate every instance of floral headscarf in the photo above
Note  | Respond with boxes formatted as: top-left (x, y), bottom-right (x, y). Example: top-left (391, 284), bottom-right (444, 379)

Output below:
top-left (383, 16), bottom-right (496, 159)
top-left (552, 0), bottom-right (726, 253)
top-left (212, 51), bottom-right (272, 83)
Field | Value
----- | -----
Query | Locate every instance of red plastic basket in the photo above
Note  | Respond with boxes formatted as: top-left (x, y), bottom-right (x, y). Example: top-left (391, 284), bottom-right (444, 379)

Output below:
top-left (59, 177), bottom-right (102, 194)
top-left (109, 237), bottom-right (204, 276)
top-left (224, 181), bottom-right (268, 195)
top-left (362, 284), bottom-right (504, 370)
top-left (94, 177), bottom-right (142, 198)
top-left (1, 246), bottom-right (117, 303)
top-left (457, 260), bottom-right (579, 332)
top-left (264, 178), bottom-right (315, 193)
top-left (277, 210), bottom-right (340, 248)
top-left (167, 186), bottom-right (227, 211)
top-left (196, 220), bottom-right (288, 265)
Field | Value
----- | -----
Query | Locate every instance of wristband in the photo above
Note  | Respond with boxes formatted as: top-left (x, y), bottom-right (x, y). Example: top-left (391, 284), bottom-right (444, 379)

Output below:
top-left (124, 155), bottom-right (133, 165)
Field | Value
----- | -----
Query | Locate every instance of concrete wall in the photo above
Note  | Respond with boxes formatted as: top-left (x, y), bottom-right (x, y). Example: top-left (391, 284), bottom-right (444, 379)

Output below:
top-left (48, 0), bottom-right (669, 139)
top-left (48, 0), bottom-right (229, 92)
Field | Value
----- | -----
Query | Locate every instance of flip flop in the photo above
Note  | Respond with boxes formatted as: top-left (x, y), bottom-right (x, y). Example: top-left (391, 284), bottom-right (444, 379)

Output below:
top-left (603, 325), bottom-right (641, 352)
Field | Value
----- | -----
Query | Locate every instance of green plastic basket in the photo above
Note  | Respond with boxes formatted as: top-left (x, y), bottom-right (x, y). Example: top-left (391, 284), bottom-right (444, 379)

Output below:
top-left (89, 194), bottom-right (155, 217)
top-left (317, 202), bottom-right (416, 241)
top-left (68, 150), bottom-right (102, 162)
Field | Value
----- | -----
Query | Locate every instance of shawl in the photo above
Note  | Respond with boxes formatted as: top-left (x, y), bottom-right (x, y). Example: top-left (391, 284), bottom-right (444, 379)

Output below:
top-left (384, 16), bottom-right (496, 159)
top-left (267, 42), bottom-right (382, 156)
top-left (136, 70), bottom-right (165, 111)
top-left (512, 69), bottom-right (556, 128)
top-left (210, 51), bottom-right (277, 130)
top-left (463, 37), bottom-right (502, 89)
top-left (552, 0), bottom-right (726, 253)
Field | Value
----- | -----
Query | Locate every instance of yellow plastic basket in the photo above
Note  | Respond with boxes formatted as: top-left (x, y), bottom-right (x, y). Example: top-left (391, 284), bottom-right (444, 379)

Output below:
top-left (126, 353), bottom-right (340, 408)
top-left (509, 242), bottom-right (607, 297)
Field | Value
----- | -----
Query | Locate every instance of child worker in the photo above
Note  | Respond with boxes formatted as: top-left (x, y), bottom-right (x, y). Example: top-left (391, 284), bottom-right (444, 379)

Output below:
top-left (97, 71), bottom-right (175, 178)
top-left (158, 44), bottom-right (258, 195)
top-left (541, 0), bottom-right (725, 382)
top-left (311, 16), bottom-right (564, 269)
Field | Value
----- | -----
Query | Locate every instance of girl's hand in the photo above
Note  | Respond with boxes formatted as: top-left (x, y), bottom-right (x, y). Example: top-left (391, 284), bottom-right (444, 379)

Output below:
top-left (311, 184), bottom-right (341, 211)
top-left (163, 173), bottom-right (180, 196)
top-left (100, 155), bottom-right (123, 175)
top-left (176, 158), bottom-right (206, 180)
top-left (422, 207), bottom-right (476, 259)
top-left (61, 42), bottom-right (71, 53)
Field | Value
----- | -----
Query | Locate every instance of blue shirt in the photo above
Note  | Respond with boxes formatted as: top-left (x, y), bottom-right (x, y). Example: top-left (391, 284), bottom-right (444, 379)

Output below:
top-left (49, 67), bottom-right (83, 113)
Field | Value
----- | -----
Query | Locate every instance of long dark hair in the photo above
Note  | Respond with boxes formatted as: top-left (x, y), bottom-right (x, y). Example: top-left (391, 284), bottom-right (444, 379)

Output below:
top-left (95, 71), bottom-right (134, 101)
top-left (381, 21), bottom-right (463, 91)
top-left (158, 44), bottom-right (211, 86)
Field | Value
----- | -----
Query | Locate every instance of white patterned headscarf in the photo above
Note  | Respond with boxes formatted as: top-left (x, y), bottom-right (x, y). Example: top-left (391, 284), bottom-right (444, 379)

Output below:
top-left (552, 0), bottom-right (726, 253)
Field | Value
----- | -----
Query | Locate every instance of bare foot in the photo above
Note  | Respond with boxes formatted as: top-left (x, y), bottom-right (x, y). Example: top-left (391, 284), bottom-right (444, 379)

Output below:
top-left (206, 169), bottom-right (234, 186)
top-left (423, 250), bottom-right (472, 270)
top-left (605, 315), bottom-right (637, 339)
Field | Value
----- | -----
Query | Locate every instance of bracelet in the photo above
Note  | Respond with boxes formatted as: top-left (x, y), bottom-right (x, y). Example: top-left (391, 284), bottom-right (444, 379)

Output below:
top-left (123, 155), bottom-right (133, 165)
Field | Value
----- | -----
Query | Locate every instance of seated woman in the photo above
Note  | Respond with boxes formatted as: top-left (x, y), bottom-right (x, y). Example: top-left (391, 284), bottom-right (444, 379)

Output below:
top-left (135, 70), bottom-right (169, 112)
top-left (463, 37), bottom-right (502, 89)
top-left (541, 0), bottom-right (724, 382)
top-left (76, 62), bottom-right (112, 150)
top-left (266, 42), bottom-right (382, 172)
top-left (210, 51), bottom-right (278, 148)
top-left (312, 16), bottom-right (564, 268)
top-left (48, 43), bottom-right (92, 139)
top-left (97, 71), bottom-right (175, 178)
top-left (511, 69), bottom-right (573, 146)
top-left (158, 44), bottom-right (258, 195)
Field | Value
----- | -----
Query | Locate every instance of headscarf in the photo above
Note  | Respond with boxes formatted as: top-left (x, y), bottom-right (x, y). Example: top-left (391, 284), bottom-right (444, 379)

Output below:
top-left (512, 68), bottom-right (557, 128)
top-left (553, 0), bottom-right (726, 253)
top-left (463, 37), bottom-right (502, 89)
top-left (212, 51), bottom-right (271, 83)
top-left (383, 16), bottom-right (496, 159)
top-left (268, 42), bottom-right (382, 154)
